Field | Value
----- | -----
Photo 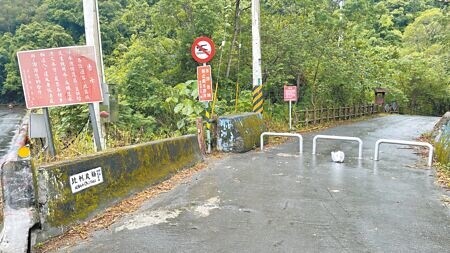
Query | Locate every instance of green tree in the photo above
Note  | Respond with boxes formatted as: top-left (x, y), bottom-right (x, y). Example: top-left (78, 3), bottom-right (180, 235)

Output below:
top-left (0, 0), bottom-right (448, 136)
top-left (34, 0), bottom-right (85, 42)
top-left (396, 8), bottom-right (449, 115)
top-left (1, 22), bottom-right (74, 101)
top-left (0, 0), bottom-right (40, 34)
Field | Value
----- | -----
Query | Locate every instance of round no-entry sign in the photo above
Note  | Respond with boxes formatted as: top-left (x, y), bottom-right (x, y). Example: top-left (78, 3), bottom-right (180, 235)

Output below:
top-left (191, 36), bottom-right (216, 63)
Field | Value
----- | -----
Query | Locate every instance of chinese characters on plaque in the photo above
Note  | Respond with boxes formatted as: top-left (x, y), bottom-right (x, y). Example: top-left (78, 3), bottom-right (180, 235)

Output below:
top-left (284, 85), bottom-right (298, 102)
top-left (196, 65), bottom-right (213, 102)
top-left (17, 46), bottom-right (103, 109)
top-left (69, 167), bottom-right (104, 194)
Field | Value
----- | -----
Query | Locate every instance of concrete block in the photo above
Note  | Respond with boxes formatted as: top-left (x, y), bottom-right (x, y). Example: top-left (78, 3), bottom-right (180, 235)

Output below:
top-left (217, 113), bottom-right (266, 153)
top-left (0, 160), bottom-right (38, 253)
top-left (0, 115), bottom-right (39, 253)
top-left (35, 134), bottom-right (202, 240)
top-left (433, 111), bottom-right (450, 142)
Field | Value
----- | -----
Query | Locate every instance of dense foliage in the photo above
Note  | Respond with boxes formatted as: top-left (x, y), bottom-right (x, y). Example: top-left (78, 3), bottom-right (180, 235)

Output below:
top-left (0, 0), bottom-right (448, 145)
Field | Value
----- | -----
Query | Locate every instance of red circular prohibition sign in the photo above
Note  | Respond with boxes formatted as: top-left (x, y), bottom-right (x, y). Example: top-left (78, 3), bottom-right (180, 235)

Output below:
top-left (191, 36), bottom-right (216, 64)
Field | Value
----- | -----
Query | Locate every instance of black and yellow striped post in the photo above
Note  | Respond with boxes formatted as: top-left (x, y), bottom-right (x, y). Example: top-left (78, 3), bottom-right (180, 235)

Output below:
top-left (252, 85), bottom-right (263, 114)
top-left (251, 0), bottom-right (263, 114)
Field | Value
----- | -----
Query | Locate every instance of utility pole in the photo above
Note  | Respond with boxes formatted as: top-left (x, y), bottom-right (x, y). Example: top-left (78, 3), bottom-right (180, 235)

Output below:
top-left (251, 0), bottom-right (263, 114)
top-left (83, 0), bottom-right (108, 150)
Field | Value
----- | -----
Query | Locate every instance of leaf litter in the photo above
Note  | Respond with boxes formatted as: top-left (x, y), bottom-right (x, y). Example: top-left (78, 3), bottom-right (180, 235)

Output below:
top-left (34, 159), bottom-right (213, 253)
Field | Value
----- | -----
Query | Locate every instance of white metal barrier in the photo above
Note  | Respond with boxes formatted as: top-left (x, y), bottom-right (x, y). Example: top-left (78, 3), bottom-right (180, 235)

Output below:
top-left (260, 132), bottom-right (303, 154)
top-left (312, 135), bottom-right (363, 159)
top-left (374, 139), bottom-right (434, 167)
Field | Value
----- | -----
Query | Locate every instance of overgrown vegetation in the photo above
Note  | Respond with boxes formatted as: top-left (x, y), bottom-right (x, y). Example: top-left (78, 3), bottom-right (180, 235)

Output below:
top-left (435, 134), bottom-right (450, 188)
top-left (435, 134), bottom-right (450, 164)
top-left (0, 0), bottom-right (449, 158)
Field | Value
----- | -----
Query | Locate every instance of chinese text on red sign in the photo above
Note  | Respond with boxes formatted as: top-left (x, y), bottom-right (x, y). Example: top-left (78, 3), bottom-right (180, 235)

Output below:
top-left (284, 85), bottom-right (298, 102)
top-left (17, 46), bottom-right (103, 109)
top-left (197, 65), bottom-right (213, 102)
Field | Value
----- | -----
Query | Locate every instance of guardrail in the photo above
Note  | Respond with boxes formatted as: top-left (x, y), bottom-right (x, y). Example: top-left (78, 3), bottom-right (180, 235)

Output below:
top-left (260, 132), bottom-right (303, 154)
top-left (312, 135), bottom-right (363, 159)
top-left (374, 139), bottom-right (434, 167)
top-left (295, 104), bottom-right (379, 126)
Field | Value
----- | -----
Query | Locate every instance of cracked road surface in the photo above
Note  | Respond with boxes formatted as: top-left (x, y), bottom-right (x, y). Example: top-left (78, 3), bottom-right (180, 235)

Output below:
top-left (57, 115), bottom-right (449, 253)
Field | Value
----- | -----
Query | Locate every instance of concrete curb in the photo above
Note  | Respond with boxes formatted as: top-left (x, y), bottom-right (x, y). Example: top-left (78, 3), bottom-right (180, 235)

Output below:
top-left (34, 134), bottom-right (202, 242)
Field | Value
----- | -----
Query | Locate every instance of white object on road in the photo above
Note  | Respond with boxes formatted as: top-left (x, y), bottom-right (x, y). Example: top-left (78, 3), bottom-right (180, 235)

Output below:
top-left (331, 151), bottom-right (345, 163)
top-left (312, 135), bottom-right (363, 159)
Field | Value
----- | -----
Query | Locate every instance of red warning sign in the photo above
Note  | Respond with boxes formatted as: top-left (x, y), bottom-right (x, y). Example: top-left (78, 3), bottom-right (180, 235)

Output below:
top-left (284, 85), bottom-right (298, 102)
top-left (197, 65), bottom-right (213, 102)
top-left (191, 37), bottom-right (216, 64)
top-left (17, 46), bottom-right (103, 109)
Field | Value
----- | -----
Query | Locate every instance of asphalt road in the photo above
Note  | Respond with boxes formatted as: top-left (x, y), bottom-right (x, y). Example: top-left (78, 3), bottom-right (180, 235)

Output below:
top-left (0, 105), bottom-right (26, 163)
top-left (58, 115), bottom-right (449, 253)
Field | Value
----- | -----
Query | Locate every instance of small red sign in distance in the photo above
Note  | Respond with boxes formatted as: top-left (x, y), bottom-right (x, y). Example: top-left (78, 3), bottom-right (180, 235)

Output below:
top-left (284, 85), bottom-right (298, 102)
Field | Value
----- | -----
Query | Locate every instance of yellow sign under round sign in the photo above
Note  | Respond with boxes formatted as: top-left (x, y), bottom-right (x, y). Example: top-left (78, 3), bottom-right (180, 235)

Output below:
top-left (18, 146), bottom-right (31, 158)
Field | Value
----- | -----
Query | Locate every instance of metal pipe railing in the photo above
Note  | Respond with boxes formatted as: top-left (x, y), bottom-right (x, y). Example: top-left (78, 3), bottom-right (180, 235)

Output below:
top-left (260, 132), bottom-right (303, 154)
top-left (312, 135), bottom-right (363, 159)
top-left (374, 139), bottom-right (434, 167)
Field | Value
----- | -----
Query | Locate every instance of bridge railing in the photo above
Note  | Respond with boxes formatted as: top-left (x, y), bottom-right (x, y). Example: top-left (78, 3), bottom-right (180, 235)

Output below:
top-left (293, 104), bottom-right (398, 127)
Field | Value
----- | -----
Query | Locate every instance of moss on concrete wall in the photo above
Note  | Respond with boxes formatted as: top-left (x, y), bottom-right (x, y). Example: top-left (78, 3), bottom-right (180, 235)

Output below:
top-left (36, 135), bottom-right (202, 239)
top-left (433, 112), bottom-right (450, 142)
top-left (217, 113), bottom-right (266, 153)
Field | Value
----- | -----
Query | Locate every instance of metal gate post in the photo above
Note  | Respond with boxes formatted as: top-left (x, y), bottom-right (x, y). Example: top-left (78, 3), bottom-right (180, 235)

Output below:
top-left (260, 132), bottom-right (303, 154)
top-left (374, 139), bottom-right (434, 166)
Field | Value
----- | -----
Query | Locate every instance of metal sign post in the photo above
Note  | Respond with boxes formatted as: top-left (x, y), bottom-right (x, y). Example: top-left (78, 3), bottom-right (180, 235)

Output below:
top-left (289, 100), bottom-right (292, 130)
top-left (43, 108), bottom-right (56, 156)
top-left (192, 37), bottom-right (215, 103)
top-left (88, 103), bottom-right (102, 151)
top-left (192, 37), bottom-right (216, 154)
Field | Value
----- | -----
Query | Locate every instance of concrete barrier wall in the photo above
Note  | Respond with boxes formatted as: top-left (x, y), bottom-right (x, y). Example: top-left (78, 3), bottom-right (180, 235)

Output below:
top-left (0, 117), bottom-right (39, 253)
top-left (217, 113), bottom-right (266, 153)
top-left (36, 134), bottom-right (202, 240)
top-left (433, 111), bottom-right (450, 142)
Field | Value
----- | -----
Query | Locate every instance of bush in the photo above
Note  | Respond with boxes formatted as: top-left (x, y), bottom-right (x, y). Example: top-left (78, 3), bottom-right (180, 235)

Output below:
top-left (435, 134), bottom-right (450, 165)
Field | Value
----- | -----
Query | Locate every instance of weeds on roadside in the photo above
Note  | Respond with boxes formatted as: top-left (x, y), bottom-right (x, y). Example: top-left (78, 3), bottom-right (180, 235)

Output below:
top-left (434, 134), bottom-right (450, 188)
top-left (435, 134), bottom-right (450, 164)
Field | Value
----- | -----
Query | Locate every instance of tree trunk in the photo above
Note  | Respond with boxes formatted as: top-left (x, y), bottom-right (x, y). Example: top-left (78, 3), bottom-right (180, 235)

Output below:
top-left (225, 0), bottom-right (241, 79)
top-left (311, 59), bottom-right (321, 111)
top-left (296, 73), bottom-right (302, 104)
